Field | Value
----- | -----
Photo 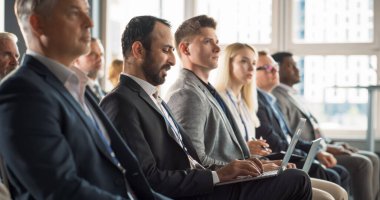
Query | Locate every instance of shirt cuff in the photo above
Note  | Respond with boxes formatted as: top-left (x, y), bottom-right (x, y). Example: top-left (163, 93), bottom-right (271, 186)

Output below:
top-left (212, 171), bottom-right (220, 184)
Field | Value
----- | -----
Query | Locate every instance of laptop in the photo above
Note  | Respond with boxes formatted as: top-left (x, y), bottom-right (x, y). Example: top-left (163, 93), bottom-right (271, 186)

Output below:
top-left (302, 138), bottom-right (322, 173)
top-left (216, 118), bottom-right (307, 186)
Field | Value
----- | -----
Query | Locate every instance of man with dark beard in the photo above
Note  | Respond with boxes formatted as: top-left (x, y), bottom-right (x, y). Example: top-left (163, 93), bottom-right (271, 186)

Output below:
top-left (100, 15), bottom-right (312, 200)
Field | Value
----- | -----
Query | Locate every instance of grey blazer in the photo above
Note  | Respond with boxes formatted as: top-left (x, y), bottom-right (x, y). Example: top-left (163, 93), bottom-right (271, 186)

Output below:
top-left (165, 69), bottom-right (250, 166)
top-left (271, 85), bottom-right (316, 141)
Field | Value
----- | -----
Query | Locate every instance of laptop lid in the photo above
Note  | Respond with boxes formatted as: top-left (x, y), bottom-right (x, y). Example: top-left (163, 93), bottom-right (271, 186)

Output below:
top-left (215, 118), bottom-right (307, 186)
top-left (302, 138), bottom-right (322, 173)
top-left (277, 118), bottom-right (306, 174)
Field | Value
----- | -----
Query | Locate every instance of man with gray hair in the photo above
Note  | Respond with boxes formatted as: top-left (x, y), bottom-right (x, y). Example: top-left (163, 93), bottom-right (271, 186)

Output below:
top-left (0, 0), bottom-right (169, 199)
top-left (0, 32), bottom-right (19, 80)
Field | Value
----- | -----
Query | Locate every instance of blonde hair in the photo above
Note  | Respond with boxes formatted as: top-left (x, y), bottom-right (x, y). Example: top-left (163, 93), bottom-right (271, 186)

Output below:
top-left (215, 43), bottom-right (258, 112)
top-left (108, 59), bottom-right (123, 87)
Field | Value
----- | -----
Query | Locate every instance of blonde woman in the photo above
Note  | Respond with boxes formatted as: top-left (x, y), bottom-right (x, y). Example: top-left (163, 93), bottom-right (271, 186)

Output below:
top-left (107, 59), bottom-right (123, 87)
top-left (216, 43), bottom-right (347, 200)
top-left (215, 43), bottom-right (269, 157)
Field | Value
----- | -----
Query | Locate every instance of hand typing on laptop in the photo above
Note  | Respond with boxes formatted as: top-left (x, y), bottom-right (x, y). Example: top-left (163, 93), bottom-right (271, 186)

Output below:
top-left (216, 158), bottom-right (264, 182)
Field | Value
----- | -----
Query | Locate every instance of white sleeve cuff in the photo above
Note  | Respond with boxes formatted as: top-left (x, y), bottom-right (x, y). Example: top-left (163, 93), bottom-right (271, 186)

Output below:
top-left (212, 171), bottom-right (220, 184)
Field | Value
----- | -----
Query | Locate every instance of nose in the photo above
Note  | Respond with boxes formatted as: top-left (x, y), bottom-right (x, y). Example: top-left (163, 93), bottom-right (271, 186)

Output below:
top-left (168, 51), bottom-right (176, 66)
top-left (213, 42), bottom-right (220, 53)
top-left (83, 12), bottom-right (94, 29)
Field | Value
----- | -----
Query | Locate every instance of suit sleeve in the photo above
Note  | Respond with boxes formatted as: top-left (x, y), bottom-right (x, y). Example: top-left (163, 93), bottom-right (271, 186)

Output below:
top-left (166, 88), bottom-right (228, 166)
top-left (0, 79), bottom-right (126, 200)
top-left (255, 103), bottom-right (289, 153)
top-left (100, 94), bottom-right (214, 198)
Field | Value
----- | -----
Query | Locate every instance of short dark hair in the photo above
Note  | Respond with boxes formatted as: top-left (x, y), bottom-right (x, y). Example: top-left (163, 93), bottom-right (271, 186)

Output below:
top-left (272, 52), bottom-right (293, 66)
top-left (258, 50), bottom-right (269, 57)
top-left (175, 15), bottom-right (217, 49)
top-left (121, 15), bottom-right (171, 57)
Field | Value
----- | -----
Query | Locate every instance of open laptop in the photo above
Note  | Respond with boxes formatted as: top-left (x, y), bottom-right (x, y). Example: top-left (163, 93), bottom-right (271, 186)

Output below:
top-left (216, 118), bottom-right (307, 186)
top-left (302, 138), bottom-right (322, 173)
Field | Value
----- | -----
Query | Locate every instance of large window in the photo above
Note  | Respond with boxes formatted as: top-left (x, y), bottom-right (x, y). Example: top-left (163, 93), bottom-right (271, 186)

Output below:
top-left (196, 0), bottom-right (273, 44)
top-left (105, 0), bottom-right (184, 91)
top-left (287, 0), bottom-right (379, 139)
top-left (293, 0), bottom-right (374, 43)
top-left (297, 55), bottom-right (377, 132)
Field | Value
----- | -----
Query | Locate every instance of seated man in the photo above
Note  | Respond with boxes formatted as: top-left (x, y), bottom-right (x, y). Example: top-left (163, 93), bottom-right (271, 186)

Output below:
top-left (73, 38), bottom-right (106, 102)
top-left (101, 15), bottom-right (312, 200)
top-left (0, 32), bottom-right (19, 80)
top-left (255, 50), bottom-right (350, 191)
top-left (271, 51), bottom-right (380, 200)
top-left (0, 1), bottom-right (168, 199)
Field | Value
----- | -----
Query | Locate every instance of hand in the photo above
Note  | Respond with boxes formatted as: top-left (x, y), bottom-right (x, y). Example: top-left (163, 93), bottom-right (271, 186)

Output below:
top-left (216, 159), bottom-right (263, 182)
top-left (327, 145), bottom-right (351, 156)
top-left (316, 151), bottom-right (337, 168)
top-left (247, 139), bottom-right (272, 156)
top-left (341, 143), bottom-right (359, 153)
top-left (262, 160), bottom-right (296, 169)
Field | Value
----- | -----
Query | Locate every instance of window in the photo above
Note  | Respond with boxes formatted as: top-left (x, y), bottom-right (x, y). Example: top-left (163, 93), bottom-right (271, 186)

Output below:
top-left (196, 0), bottom-right (273, 44)
top-left (296, 55), bottom-right (377, 131)
top-left (292, 0), bottom-right (374, 43)
top-left (105, 0), bottom-right (184, 91)
top-left (287, 0), bottom-right (378, 139)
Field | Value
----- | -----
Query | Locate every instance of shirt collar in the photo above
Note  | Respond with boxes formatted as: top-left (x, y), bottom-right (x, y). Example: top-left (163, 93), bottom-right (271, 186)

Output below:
top-left (121, 72), bottom-right (157, 96)
top-left (226, 88), bottom-right (241, 103)
top-left (258, 88), bottom-right (276, 104)
top-left (26, 50), bottom-right (75, 85)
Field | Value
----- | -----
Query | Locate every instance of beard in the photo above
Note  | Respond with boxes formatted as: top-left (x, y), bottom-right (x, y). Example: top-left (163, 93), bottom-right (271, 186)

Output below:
top-left (141, 54), bottom-right (170, 86)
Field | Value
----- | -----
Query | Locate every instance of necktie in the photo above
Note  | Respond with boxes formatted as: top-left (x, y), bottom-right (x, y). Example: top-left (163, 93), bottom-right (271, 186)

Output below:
top-left (153, 92), bottom-right (204, 169)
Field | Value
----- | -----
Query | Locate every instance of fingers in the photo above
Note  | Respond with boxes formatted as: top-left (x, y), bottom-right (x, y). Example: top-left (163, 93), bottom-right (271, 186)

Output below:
top-left (287, 163), bottom-right (296, 169)
top-left (216, 160), bottom-right (263, 182)
top-left (249, 158), bottom-right (264, 173)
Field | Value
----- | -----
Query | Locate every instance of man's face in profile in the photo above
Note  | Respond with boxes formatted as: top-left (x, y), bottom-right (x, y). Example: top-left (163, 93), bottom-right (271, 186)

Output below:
top-left (0, 38), bottom-right (19, 79)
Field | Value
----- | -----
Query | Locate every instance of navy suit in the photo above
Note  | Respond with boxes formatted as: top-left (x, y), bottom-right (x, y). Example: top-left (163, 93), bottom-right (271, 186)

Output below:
top-left (0, 55), bottom-right (168, 200)
top-left (256, 89), bottom-right (350, 190)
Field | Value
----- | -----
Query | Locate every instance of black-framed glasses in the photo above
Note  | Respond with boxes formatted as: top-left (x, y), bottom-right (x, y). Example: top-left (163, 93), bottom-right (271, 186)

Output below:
top-left (256, 64), bottom-right (278, 72)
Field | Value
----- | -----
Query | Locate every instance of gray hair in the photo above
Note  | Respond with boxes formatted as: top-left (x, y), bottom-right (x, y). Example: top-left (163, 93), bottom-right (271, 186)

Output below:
top-left (15, 0), bottom-right (58, 26)
top-left (0, 32), bottom-right (18, 43)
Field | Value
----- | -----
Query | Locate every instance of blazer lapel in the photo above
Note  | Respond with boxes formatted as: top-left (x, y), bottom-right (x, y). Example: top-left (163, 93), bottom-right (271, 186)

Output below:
top-left (120, 75), bottom-right (182, 143)
top-left (184, 70), bottom-right (245, 155)
top-left (26, 56), bottom-right (119, 167)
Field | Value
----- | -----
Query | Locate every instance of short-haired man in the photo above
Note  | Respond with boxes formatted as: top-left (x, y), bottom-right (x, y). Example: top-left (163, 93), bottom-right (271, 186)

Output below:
top-left (0, 0), bottom-right (168, 199)
top-left (271, 51), bottom-right (380, 200)
top-left (0, 32), bottom-right (19, 80)
top-left (255, 51), bottom-right (351, 191)
top-left (74, 38), bottom-right (106, 102)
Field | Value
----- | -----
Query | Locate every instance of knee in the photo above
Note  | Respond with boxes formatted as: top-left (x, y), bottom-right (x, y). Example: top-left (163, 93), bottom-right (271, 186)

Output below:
top-left (312, 188), bottom-right (334, 200)
top-left (283, 169), bottom-right (311, 189)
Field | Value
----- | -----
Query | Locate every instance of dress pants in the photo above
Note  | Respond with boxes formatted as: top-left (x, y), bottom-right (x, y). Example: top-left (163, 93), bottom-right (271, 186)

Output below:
top-left (178, 169), bottom-right (312, 200)
top-left (296, 161), bottom-right (350, 192)
top-left (335, 151), bottom-right (380, 200)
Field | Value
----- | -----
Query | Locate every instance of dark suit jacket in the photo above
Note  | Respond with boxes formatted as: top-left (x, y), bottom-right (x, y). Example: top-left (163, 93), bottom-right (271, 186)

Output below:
top-left (255, 90), bottom-right (312, 156)
top-left (0, 55), bottom-right (165, 200)
top-left (100, 75), bottom-right (214, 198)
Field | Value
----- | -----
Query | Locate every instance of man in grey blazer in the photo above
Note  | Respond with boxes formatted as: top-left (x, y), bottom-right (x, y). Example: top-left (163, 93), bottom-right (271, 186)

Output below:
top-left (271, 51), bottom-right (380, 200)
top-left (165, 16), bottom-right (250, 166)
